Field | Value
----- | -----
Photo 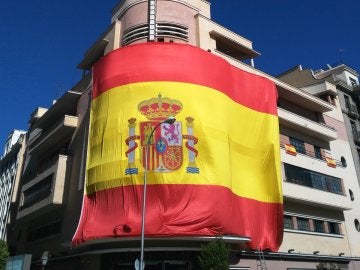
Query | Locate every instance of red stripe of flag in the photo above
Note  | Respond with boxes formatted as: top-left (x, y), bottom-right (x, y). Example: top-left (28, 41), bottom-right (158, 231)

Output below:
top-left (73, 184), bottom-right (283, 250)
top-left (92, 43), bottom-right (277, 116)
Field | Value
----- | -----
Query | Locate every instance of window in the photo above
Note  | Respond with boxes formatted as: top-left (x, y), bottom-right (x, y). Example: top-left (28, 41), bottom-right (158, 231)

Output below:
top-left (122, 24), bottom-right (149, 45)
top-left (157, 22), bottom-right (188, 40)
top-left (328, 222), bottom-right (340, 234)
top-left (341, 156), bottom-right (347, 167)
top-left (285, 164), bottom-right (312, 187)
top-left (311, 173), bottom-right (325, 190)
top-left (297, 218), bottom-right (310, 231)
top-left (349, 189), bottom-right (355, 201)
top-left (355, 219), bottom-right (360, 232)
top-left (284, 164), bottom-right (343, 194)
top-left (314, 145), bottom-right (323, 160)
top-left (326, 177), bottom-right (342, 194)
top-left (344, 95), bottom-right (351, 110)
top-left (284, 216), bottom-right (294, 229)
top-left (351, 121), bottom-right (358, 139)
top-left (314, 220), bottom-right (325, 233)
top-left (289, 137), bottom-right (306, 154)
top-left (285, 215), bottom-right (342, 236)
top-left (350, 77), bottom-right (358, 87)
top-left (22, 174), bottom-right (53, 209)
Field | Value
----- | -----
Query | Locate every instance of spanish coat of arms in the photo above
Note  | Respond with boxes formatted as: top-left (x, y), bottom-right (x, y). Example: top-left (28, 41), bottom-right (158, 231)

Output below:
top-left (125, 94), bottom-right (199, 175)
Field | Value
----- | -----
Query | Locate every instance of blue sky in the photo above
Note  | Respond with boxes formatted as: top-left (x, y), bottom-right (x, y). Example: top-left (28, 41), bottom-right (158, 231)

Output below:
top-left (0, 0), bottom-right (359, 149)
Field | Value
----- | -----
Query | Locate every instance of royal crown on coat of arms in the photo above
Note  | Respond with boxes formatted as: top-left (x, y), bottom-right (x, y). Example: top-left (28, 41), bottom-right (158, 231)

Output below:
top-left (125, 94), bottom-right (199, 175)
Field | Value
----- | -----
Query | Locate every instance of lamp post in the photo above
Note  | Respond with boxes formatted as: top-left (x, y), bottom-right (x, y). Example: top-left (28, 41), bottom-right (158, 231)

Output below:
top-left (139, 116), bottom-right (176, 270)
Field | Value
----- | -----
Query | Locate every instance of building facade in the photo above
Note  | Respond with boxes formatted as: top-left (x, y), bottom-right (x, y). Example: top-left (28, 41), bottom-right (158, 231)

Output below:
top-left (278, 64), bottom-right (360, 183)
top-left (6, 1), bottom-right (360, 270)
top-left (0, 130), bottom-right (26, 241)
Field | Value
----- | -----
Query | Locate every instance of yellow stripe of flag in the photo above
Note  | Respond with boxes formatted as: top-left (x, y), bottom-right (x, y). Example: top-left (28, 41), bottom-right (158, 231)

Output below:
top-left (86, 81), bottom-right (282, 203)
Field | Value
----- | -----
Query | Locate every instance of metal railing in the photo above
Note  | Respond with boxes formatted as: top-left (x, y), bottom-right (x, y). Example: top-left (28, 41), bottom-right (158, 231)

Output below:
top-left (280, 142), bottom-right (344, 167)
top-left (284, 176), bottom-right (344, 195)
top-left (345, 103), bottom-right (359, 118)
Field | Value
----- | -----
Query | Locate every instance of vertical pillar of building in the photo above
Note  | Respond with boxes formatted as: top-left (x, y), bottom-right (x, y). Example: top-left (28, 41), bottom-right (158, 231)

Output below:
top-left (148, 0), bottom-right (157, 41)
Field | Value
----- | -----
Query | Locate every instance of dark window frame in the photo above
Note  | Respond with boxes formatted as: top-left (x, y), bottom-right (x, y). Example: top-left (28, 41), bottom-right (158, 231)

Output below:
top-left (21, 174), bottom-right (53, 209)
top-left (284, 215), bottom-right (294, 230)
top-left (328, 222), bottom-right (340, 235)
top-left (313, 220), bottom-right (325, 233)
top-left (314, 145), bottom-right (323, 160)
top-left (284, 163), bottom-right (343, 195)
top-left (289, 137), bottom-right (306, 154)
top-left (297, 217), bottom-right (310, 231)
top-left (284, 215), bottom-right (343, 236)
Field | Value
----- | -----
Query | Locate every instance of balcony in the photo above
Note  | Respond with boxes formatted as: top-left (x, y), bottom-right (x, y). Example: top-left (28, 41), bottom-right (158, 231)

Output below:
top-left (280, 142), bottom-right (344, 168)
top-left (278, 108), bottom-right (337, 141)
top-left (283, 180), bottom-right (351, 211)
top-left (17, 155), bottom-right (69, 219)
top-left (346, 104), bottom-right (359, 119)
top-left (283, 163), bottom-right (350, 210)
top-left (211, 30), bottom-right (260, 61)
top-left (336, 79), bottom-right (360, 94)
top-left (28, 115), bottom-right (78, 154)
top-left (300, 81), bottom-right (338, 97)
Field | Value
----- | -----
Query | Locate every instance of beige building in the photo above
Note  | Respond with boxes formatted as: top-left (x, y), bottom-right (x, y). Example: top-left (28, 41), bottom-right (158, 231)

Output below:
top-left (7, 1), bottom-right (360, 269)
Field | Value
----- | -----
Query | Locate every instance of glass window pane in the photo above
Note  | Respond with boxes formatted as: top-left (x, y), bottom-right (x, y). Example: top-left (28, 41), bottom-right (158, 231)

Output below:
top-left (297, 217), bottom-right (310, 231)
top-left (328, 222), bottom-right (340, 234)
top-left (284, 163), bottom-right (343, 195)
top-left (314, 145), bottom-right (323, 160)
top-left (314, 220), bottom-right (325, 233)
top-left (290, 137), bottom-right (306, 154)
top-left (284, 216), bottom-right (294, 229)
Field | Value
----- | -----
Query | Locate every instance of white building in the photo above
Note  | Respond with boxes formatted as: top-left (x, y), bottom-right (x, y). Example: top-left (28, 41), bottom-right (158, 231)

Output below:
top-left (0, 130), bottom-right (26, 240)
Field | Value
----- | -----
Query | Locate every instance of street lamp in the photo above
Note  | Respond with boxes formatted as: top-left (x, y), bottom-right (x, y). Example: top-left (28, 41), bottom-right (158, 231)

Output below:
top-left (40, 251), bottom-right (49, 270)
top-left (139, 116), bottom-right (176, 270)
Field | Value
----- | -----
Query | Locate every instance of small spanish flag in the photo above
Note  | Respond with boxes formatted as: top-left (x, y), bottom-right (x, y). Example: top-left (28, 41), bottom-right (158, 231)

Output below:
top-left (73, 43), bottom-right (283, 251)
top-left (326, 157), bottom-right (337, 168)
top-left (285, 143), bottom-right (297, 156)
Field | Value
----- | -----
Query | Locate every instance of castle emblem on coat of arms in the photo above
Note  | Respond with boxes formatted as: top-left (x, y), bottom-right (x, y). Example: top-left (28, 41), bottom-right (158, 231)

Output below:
top-left (125, 94), bottom-right (199, 175)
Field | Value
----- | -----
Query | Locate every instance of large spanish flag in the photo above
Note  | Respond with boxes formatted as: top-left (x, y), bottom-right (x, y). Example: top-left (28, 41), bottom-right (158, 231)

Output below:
top-left (72, 43), bottom-right (283, 251)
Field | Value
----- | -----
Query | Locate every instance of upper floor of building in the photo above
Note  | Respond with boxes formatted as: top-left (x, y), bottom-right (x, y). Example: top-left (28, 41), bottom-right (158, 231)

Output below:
top-left (278, 64), bottom-right (359, 91)
top-left (77, 0), bottom-right (259, 71)
top-left (3, 130), bottom-right (26, 158)
top-left (15, 75), bottom-right (91, 221)
top-left (277, 64), bottom-right (360, 119)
